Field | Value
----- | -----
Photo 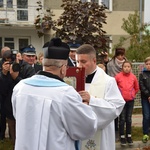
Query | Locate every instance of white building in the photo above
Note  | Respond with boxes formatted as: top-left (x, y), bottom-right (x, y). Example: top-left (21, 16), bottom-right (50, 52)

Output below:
top-left (0, 0), bottom-right (145, 56)
top-left (0, 0), bottom-right (44, 56)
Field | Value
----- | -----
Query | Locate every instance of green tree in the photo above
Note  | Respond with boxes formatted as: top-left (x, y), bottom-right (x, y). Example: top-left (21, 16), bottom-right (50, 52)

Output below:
top-left (34, 0), bottom-right (110, 53)
top-left (113, 11), bottom-right (150, 62)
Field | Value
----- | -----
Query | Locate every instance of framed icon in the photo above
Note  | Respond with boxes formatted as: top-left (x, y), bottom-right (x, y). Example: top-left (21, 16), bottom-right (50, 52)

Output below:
top-left (64, 67), bottom-right (85, 91)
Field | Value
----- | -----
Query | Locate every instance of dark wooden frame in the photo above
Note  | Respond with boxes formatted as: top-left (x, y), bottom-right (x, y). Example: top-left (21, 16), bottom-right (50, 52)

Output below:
top-left (65, 67), bottom-right (85, 91)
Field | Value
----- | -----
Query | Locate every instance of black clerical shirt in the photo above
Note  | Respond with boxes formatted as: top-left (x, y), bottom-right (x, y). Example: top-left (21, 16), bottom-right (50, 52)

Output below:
top-left (86, 71), bottom-right (96, 83)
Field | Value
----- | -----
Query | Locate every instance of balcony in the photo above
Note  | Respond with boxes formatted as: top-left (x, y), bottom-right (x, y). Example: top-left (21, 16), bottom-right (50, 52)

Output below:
top-left (0, 4), bottom-right (38, 27)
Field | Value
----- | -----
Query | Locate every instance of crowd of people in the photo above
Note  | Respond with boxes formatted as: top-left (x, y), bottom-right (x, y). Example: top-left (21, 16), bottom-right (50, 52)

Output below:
top-left (0, 37), bottom-right (149, 150)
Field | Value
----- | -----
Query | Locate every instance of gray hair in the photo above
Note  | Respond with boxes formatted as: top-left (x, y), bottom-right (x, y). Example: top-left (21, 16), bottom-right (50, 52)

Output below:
top-left (43, 58), bottom-right (67, 68)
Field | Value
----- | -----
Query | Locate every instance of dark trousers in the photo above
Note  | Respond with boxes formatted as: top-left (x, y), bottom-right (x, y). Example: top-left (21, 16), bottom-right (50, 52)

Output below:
top-left (115, 117), bottom-right (118, 131)
top-left (7, 118), bottom-right (15, 145)
top-left (141, 99), bottom-right (150, 135)
top-left (75, 140), bottom-right (80, 150)
top-left (119, 100), bottom-right (134, 136)
top-left (0, 95), bottom-right (6, 140)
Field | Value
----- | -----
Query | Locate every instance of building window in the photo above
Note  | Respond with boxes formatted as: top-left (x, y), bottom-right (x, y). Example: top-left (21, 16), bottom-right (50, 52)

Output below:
top-left (0, 37), bottom-right (29, 57)
top-left (17, 10), bottom-right (28, 20)
top-left (81, 0), bottom-right (112, 11)
top-left (0, 0), bottom-right (13, 8)
top-left (17, 0), bottom-right (28, 21)
top-left (7, 0), bottom-right (13, 8)
top-left (0, 0), bottom-right (3, 7)
top-left (4, 37), bottom-right (14, 49)
top-left (17, 0), bottom-right (27, 8)
top-left (91, 0), bottom-right (98, 2)
top-left (18, 38), bottom-right (29, 50)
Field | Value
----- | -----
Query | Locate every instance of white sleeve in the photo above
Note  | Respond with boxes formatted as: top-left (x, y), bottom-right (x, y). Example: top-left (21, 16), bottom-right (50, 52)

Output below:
top-left (89, 77), bottom-right (125, 129)
top-left (61, 87), bottom-right (98, 140)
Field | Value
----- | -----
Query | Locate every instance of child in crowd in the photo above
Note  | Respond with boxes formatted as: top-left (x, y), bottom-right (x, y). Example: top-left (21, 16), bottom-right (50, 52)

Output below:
top-left (107, 47), bottom-right (127, 140)
top-left (115, 61), bottom-right (139, 146)
top-left (139, 57), bottom-right (150, 143)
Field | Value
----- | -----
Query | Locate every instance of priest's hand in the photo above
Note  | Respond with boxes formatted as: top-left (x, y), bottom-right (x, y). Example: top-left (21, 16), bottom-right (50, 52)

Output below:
top-left (78, 91), bottom-right (90, 105)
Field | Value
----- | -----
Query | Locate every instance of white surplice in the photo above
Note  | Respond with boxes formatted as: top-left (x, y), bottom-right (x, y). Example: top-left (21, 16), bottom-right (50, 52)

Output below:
top-left (81, 67), bottom-right (125, 150)
top-left (11, 74), bottom-right (98, 150)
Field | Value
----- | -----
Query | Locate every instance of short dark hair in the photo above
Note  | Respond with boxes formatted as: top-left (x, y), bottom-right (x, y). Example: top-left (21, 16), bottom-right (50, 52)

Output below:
top-left (2, 50), bottom-right (11, 59)
top-left (115, 47), bottom-right (125, 57)
top-left (76, 44), bottom-right (96, 56)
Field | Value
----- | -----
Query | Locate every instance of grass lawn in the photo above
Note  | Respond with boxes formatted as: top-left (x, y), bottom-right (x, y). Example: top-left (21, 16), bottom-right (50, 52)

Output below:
top-left (0, 139), bottom-right (14, 150)
top-left (132, 126), bottom-right (143, 141)
top-left (133, 107), bottom-right (142, 114)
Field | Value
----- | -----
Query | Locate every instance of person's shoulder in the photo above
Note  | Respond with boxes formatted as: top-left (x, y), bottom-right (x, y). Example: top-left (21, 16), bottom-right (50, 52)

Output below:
top-left (13, 78), bottom-right (26, 89)
top-left (21, 61), bottom-right (33, 69)
top-left (34, 63), bottom-right (43, 69)
top-left (106, 59), bottom-right (115, 70)
top-left (21, 60), bottom-right (30, 66)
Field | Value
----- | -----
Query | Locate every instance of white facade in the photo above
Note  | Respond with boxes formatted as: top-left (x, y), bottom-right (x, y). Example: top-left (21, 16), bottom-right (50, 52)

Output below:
top-left (0, 0), bottom-right (44, 55)
top-left (144, 0), bottom-right (150, 24)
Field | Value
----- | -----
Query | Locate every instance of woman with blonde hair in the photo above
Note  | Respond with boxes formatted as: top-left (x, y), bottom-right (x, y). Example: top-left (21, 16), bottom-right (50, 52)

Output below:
top-left (37, 52), bottom-right (43, 65)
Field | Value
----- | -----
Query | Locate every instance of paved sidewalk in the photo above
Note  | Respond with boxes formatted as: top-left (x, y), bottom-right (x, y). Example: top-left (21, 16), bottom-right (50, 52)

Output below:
top-left (116, 114), bottom-right (143, 150)
top-left (132, 114), bottom-right (142, 127)
top-left (116, 141), bottom-right (150, 150)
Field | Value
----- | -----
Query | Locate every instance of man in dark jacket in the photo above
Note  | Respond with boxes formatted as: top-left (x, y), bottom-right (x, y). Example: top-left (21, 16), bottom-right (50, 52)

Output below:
top-left (20, 45), bottom-right (42, 73)
top-left (68, 43), bottom-right (80, 67)
top-left (0, 50), bottom-right (35, 145)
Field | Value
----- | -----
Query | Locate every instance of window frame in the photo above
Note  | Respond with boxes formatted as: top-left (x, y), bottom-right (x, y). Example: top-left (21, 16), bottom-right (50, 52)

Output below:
top-left (17, 0), bottom-right (28, 21)
top-left (81, 0), bottom-right (112, 11)
top-left (0, 36), bottom-right (30, 57)
top-left (0, 0), bottom-right (13, 8)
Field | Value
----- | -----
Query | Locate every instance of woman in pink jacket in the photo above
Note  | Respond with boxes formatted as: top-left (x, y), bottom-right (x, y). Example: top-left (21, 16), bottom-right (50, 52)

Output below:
top-left (115, 61), bottom-right (139, 147)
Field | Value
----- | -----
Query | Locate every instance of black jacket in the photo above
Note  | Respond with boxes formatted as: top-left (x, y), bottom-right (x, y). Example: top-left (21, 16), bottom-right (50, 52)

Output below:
top-left (0, 60), bottom-right (35, 119)
top-left (68, 58), bottom-right (75, 67)
top-left (34, 64), bottom-right (43, 73)
top-left (139, 70), bottom-right (150, 99)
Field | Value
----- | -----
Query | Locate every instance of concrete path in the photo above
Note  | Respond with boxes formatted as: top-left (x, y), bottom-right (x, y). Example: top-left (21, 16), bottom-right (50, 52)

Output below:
top-left (116, 114), bottom-right (144, 150)
top-left (132, 114), bottom-right (142, 127)
top-left (116, 141), bottom-right (150, 150)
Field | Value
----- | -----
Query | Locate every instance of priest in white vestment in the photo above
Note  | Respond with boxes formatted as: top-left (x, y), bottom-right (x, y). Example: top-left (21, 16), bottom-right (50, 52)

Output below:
top-left (11, 38), bottom-right (98, 150)
top-left (76, 44), bottom-right (125, 150)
